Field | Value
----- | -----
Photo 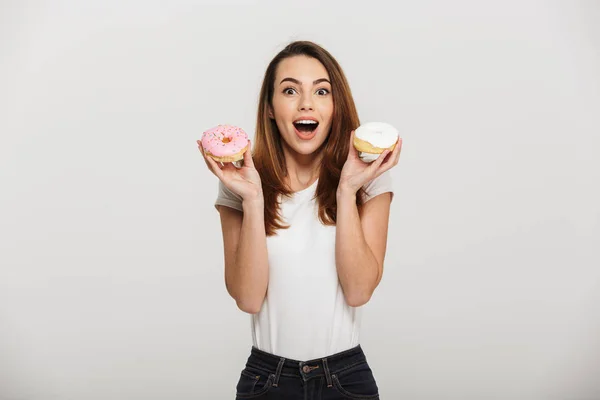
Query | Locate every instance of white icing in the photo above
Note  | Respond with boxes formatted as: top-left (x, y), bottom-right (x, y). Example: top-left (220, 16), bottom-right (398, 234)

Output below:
top-left (355, 122), bottom-right (398, 149)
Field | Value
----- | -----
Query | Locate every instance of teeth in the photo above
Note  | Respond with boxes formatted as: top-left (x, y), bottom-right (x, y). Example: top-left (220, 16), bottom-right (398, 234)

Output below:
top-left (295, 120), bottom-right (318, 124)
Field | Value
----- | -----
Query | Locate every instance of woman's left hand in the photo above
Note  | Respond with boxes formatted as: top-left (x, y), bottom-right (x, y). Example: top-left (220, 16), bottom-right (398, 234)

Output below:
top-left (338, 130), bottom-right (403, 196)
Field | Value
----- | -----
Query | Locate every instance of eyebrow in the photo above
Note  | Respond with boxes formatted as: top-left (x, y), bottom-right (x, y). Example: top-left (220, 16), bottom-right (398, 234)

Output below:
top-left (280, 77), bottom-right (331, 86)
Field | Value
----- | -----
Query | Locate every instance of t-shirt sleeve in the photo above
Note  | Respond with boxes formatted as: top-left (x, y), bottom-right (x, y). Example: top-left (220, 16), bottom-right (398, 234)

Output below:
top-left (214, 180), bottom-right (244, 212)
top-left (360, 169), bottom-right (394, 204)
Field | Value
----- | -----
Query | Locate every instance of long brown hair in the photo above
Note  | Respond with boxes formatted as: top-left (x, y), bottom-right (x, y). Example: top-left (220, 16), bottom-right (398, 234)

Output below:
top-left (252, 41), bottom-right (367, 236)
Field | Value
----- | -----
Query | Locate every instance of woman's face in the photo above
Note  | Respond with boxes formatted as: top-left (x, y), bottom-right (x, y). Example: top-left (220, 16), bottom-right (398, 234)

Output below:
top-left (269, 55), bottom-right (334, 157)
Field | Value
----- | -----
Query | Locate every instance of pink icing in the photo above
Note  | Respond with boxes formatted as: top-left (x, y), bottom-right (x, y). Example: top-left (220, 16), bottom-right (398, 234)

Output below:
top-left (201, 124), bottom-right (249, 157)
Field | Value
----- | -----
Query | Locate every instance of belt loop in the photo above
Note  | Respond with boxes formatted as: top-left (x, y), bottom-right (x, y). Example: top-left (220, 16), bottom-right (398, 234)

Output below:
top-left (272, 357), bottom-right (285, 387)
top-left (321, 357), bottom-right (333, 388)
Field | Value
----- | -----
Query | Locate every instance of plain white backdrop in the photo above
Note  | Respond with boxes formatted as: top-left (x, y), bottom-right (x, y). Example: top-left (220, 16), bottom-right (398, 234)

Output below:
top-left (1, 1), bottom-right (599, 399)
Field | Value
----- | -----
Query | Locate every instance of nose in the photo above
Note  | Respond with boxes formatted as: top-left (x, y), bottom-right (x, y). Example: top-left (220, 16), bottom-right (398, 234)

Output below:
top-left (298, 93), bottom-right (314, 111)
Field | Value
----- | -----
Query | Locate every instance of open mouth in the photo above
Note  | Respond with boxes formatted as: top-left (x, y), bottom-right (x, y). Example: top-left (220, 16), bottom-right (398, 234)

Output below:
top-left (293, 120), bottom-right (319, 134)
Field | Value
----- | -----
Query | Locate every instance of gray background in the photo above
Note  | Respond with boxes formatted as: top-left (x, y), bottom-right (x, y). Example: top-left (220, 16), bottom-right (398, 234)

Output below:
top-left (1, 0), bottom-right (599, 399)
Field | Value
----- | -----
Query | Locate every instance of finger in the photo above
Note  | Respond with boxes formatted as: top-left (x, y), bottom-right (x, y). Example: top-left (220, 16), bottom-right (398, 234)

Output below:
top-left (197, 140), bottom-right (208, 156)
top-left (198, 140), bottom-right (208, 159)
top-left (197, 142), bottom-right (214, 171)
top-left (196, 140), bottom-right (210, 167)
top-left (243, 140), bottom-right (254, 168)
top-left (392, 138), bottom-right (403, 165)
top-left (364, 150), bottom-right (390, 182)
top-left (367, 149), bottom-right (389, 175)
top-left (385, 140), bottom-right (399, 163)
top-left (375, 149), bottom-right (390, 167)
top-left (205, 155), bottom-right (226, 180)
top-left (348, 130), bottom-right (358, 160)
top-left (381, 138), bottom-right (401, 168)
top-left (386, 137), bottom-right (402, 167)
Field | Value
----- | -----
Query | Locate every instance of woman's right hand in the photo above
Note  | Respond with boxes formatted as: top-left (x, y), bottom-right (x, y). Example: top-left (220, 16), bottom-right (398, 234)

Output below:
top-left (197, 140), bottom-right (263, 203)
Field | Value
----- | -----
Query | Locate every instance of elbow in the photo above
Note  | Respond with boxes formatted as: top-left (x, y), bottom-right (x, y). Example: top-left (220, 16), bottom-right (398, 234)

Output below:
top-left (236, 298), bottom-right (263, 314)
top-left (342, 260), bottom-right (382, 307)
top-left (226, 279), bottom-right (264, 314)
top-left (345, 291), bottom-right (373, 308)
top-left (344, 275), bottom-right (379, 307)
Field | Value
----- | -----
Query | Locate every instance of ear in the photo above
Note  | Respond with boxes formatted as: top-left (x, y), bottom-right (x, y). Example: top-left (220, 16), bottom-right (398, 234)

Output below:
top-left (268, 106), bottom-right (274, 119)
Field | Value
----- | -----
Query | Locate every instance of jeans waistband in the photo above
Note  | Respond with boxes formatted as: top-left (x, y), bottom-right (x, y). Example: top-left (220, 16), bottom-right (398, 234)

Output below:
top-left (245, 345), bottom-right (368, 388)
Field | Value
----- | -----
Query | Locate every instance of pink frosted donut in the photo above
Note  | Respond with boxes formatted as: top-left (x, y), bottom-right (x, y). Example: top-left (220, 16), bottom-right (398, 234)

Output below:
top-left (201, 124), bottom-right (249, 163)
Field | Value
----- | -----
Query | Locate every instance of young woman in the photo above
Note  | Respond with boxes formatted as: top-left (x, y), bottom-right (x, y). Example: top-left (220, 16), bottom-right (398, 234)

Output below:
top-left (199, 40), bottom-right (402, 399)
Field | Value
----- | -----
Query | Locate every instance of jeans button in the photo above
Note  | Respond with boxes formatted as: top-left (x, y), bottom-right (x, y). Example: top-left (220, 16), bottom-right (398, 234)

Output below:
top-left (302, 365), bottom-right (310, 373)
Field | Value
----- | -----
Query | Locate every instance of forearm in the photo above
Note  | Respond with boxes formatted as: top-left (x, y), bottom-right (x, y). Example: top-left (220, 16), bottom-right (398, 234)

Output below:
top-left (229, 198), bottom-right (269, 313)
top-left (335, 189), bottom-right (380, 307)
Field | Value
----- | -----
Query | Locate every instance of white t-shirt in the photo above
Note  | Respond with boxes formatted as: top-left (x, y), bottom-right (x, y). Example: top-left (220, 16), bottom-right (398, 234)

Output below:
top-left (214, 170), bottom-right (394, 361)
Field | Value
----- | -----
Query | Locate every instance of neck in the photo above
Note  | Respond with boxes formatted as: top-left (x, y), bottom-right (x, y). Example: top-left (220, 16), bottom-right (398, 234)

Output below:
top-left (282, 146), bottom-right (323, 190)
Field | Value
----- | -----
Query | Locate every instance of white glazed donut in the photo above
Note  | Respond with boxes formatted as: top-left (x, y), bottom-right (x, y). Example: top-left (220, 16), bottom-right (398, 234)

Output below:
top-left (353, 122), bottom-right (399, 162)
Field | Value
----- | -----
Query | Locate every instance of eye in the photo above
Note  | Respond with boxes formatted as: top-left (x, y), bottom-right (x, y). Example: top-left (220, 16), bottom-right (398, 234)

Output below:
top-left (316, 88), bottom-right (330, 96)
top-left (283, 87), bottom-right (297, 95)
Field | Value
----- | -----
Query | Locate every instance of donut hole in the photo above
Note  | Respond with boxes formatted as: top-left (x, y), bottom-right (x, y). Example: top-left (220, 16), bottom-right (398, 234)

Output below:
top-left (221, 137), bottom-right (232, 144)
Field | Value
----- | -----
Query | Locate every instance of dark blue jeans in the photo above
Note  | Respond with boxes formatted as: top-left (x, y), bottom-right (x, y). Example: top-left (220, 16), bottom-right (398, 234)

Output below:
top-left (235, 344), bottom-right (380, 399)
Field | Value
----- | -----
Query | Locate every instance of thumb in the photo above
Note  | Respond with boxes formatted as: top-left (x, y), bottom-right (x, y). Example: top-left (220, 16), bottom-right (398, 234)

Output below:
top-left (243, 140), bottom-right (255, 168)
top-left (348, 130), bottom-right (358, 160)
